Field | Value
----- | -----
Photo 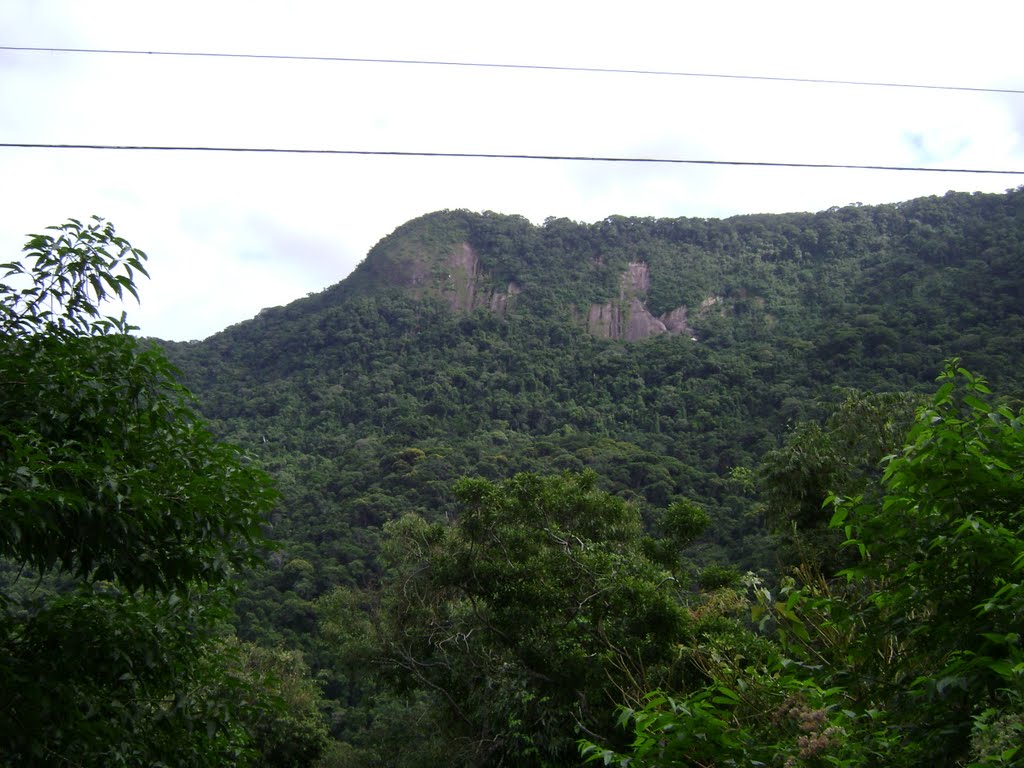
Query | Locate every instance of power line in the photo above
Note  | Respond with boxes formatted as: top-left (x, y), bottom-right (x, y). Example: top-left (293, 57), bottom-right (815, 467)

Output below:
top-left (3, 142), bottom-right (1023, 175)
top-left (2, 44), bottom-right (1021, 96)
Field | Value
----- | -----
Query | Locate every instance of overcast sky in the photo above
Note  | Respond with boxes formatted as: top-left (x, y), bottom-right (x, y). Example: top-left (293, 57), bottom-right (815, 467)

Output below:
top-left (2, 1), bottom-right (1023, 340)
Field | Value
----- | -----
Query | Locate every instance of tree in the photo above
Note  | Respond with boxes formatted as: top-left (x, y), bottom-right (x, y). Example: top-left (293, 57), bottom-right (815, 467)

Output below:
top-left (759, 389), bottom-right (920, 574)
top-left (0, 217), bottom-right (281, 765)
top-left (323, 471), bottom-right (691, 767)
top-left (232, 641), bottom-right (330, 767)
top-left (827, 363), bottom-right (1024, 765)
top-left (583, 363), bottom-right (1024, 767)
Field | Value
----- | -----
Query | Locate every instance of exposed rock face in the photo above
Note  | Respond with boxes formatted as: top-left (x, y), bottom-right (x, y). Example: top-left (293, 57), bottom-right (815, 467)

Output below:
top-left (661, 306), bottom-right (691, 334)
top-left (443, 243), bottom-right (480, 311)
top-left (583, 261), bottom-right (697, 341)
top-left (392, 238), bottom-right (704, 340)
top-left (585, 302), bottom-right (618, 338)
top-left (626, 261), bottom-right (651, 293)
top-left (441, 243), bottom-right (518, 314)
top-left (627, 298), bottom-right (670, 340)
top-left (488, 282), bottom-right (521, 313)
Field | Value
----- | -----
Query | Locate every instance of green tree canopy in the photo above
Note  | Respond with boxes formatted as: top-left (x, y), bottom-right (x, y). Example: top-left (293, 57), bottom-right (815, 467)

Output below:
top-left (0, 217), bottom-right (273, 592)
top-left (584, 363), bottom-right (1024, 767)
top-left (0, 218), bottom-right (287, 766)
top-left (322, 471), bottom-right (691, 767)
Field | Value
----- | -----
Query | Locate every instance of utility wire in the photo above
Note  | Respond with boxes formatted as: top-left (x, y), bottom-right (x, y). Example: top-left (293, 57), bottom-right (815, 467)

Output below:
top-left (2, 44), bottom-right (1021, 96)
top-left (3, 142), bottom-right (1023, 175)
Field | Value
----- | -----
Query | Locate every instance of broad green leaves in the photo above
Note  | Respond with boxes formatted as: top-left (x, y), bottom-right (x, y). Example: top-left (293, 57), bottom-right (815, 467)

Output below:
top-left (586, 363), bottom-right (1024, 767)
top-left (827, 362), bottom-right (1024, 764)
top-left (0, 216), bottom-right (148, 338)
top-left (0, 220), bottom-right (274, 593)
top-left (0, 219), bottom-right (284, 765)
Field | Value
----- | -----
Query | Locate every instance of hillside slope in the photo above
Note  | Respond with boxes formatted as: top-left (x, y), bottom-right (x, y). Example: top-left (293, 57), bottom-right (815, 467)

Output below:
top-left (162, 188), bottom-right (1024, 644)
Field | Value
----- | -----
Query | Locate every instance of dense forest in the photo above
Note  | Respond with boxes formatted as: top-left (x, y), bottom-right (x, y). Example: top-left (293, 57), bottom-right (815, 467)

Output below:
top-left (4, 189), bottom-right (1024, 765)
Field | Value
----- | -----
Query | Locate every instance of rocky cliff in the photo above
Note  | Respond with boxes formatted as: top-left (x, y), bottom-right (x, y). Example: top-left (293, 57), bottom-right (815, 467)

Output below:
top-left (582, 261), bottom-right (702, 341)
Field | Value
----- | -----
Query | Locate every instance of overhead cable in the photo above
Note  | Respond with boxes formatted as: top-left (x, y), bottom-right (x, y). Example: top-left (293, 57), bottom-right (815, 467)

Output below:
top-left (1, 45), bottom-right (1021, 95)
top-left (2, 142), bottom-right (1023, 175)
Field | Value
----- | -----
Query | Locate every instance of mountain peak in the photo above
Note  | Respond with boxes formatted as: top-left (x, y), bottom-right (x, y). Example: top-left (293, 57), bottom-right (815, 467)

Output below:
top-left (344, 209), bottom-right (702, 339)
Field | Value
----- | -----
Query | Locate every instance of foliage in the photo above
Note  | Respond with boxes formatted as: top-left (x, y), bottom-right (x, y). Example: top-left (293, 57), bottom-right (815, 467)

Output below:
top-left (323, 472), bottom-right (691, 767)
top-left (585, 363), bottom-right (1024, 767)
top-left (759, 389), bottom-right (921, 573)
top-left (232, 641), bottom-right (331, 767)
top-left (827, 362), bottom-right (1024, 764)
top-left (1, 217), bottom-right (273, 592)
top-left (580, 677), bottom-right (884, 768)
top-left (0, 586), bottom-right (255, 766)
top-left (0, 218), bottom-right (310, 766)
top-left (156, 190), bottom-right (1024, 759)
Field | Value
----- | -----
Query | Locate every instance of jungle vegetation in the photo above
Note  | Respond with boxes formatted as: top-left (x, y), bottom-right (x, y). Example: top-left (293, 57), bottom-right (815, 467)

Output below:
top-left (4, 188), bottom-right (1024, 765)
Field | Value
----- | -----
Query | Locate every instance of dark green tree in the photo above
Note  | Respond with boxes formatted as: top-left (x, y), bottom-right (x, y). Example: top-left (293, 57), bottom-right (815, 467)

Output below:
top-left (323, 471), bottom-right (690, 767)
top-left (827, 363), bottom-right (1024, 765)
top-left (759, 389), bottom-right (920, 574)
top-left (583, 363), bottom-right (1024, 767)
top-left (0, 218), bottom-right (286, 766)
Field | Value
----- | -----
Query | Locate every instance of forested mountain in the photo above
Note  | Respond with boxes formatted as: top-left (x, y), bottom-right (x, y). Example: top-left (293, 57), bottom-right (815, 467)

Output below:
top-left (160, 188), bottom-right (1024, 766)
top-left (165, 188), bottom-right (1024, 577)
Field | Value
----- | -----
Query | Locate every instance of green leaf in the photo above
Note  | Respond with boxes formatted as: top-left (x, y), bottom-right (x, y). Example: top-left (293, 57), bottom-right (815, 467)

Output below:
top-left (829, 506), bottom-right (849, 528)
top-left (963, 394), bottom-right (991, 413)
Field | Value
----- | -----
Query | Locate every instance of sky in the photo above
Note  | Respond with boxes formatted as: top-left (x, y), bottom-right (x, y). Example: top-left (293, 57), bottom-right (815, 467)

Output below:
top-left (2, 1), bottom-right (1023, 341)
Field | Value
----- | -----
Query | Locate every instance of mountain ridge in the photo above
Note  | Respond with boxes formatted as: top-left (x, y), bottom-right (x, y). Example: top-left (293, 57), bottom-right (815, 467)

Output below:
top-left (224, 189), bottom-right (1022, 355)
top-left (164, 188), bottom-right (1024, 566)
top-left (157, 188), bottom-right (1024, 764)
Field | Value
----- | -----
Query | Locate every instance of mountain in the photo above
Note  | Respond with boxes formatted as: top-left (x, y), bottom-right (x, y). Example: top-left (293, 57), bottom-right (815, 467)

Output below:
top-left (162, 187), bottom-right (1024, 637)
top-left (157, 188), bottom-right (1024, 763)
